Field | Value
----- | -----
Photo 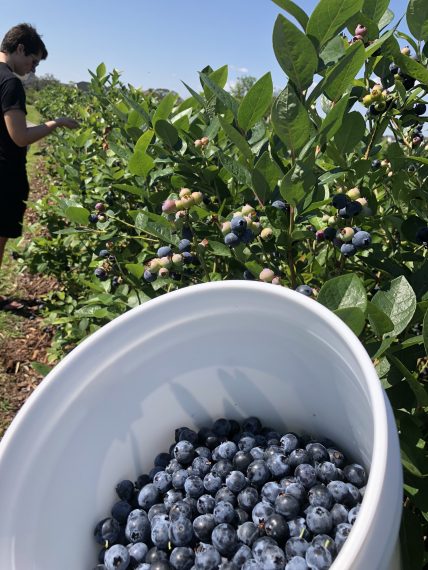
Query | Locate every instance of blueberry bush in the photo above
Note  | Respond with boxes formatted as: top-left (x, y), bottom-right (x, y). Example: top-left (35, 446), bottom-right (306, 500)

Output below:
top-left (18, 0), bottom-right (428, 565)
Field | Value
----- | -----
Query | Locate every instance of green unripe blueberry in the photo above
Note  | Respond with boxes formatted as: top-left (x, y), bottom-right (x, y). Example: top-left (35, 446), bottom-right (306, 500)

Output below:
top-left (148, 258), bottom-right (161, 273)
top-left (191, 191), bottom-right (203, 205)
top-left (260, 227), bottom-right (274, 241)
top-left (242, 204), bottom-right (255, 216)
top-left (346, 187), bottom-right (361, 200)
top-left (339, 227), bottom-right (355, 242)
top-left (221, 221), bottom-right (232, 235)
top-left (158, 256), bottom-right (172, 269)
top-left (172, 253), bottom-right (184, 266)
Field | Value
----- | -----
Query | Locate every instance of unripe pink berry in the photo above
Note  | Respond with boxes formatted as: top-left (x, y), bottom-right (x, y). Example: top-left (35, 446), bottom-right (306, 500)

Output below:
top-left (271, 277), bottom-right (281, 285)
top-left (162, 199), bottom-right (177, 214)
top-left (221, 221), bottom-right (231, 235)
top-left (95, 202), bottom-right (105, 212)
top-left (316, 229), bottom-right (325, 241)
top-left (194, 139), bottom-right (203, 147)
top-left (401, 46), bottom-right (411, 56)
top-left (200, 136), bottom-right (209, 145)
top-left (172, 253), bottom-right (183, 266)
top-left (355, 24), bottom-right (367, 36)
top-left (259, 268), bottom-right (275, 283)
top-left (158, 267), bottom-right (169, 278)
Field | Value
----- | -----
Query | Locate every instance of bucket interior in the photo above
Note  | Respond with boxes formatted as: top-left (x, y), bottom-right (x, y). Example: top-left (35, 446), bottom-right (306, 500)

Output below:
top-left (0, 283), bottom-right (383, 569)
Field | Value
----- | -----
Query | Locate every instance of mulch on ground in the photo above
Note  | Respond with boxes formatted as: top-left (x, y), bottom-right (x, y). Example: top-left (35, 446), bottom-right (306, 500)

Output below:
top-left (0, 160), bottom-right (60, 438)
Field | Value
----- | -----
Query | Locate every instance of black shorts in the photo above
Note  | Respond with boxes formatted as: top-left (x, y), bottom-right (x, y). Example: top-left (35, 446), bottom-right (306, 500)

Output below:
top-left (0, 160), bottom-right (30, 238)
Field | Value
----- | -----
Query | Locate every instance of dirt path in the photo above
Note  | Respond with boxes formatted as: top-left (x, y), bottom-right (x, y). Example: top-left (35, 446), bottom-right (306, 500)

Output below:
top-left (0, 159), bottom-right (59, 438)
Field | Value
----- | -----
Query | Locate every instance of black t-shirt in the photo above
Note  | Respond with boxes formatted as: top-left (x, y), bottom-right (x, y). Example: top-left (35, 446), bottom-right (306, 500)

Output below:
top-left (0, 62), bottom-right (27, 165)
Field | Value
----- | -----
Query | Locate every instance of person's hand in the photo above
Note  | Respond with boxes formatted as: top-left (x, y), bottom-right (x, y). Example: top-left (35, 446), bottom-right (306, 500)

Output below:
top-left (55, 117), bottom-right (80, 129)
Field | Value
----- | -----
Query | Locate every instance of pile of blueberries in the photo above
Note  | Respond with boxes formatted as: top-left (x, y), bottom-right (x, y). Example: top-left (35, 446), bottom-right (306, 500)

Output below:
top-left (92, 417), bottom-right (367, 570)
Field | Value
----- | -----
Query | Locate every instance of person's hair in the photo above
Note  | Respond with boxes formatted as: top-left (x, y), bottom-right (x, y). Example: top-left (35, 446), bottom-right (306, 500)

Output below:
top-left (1, 23), bottom-right (47, 59)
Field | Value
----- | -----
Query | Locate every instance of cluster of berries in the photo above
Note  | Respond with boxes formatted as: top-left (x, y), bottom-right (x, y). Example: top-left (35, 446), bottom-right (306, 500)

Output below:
top-left (162, 189), bottom-right (204, 216)
top-left (92, 417), bottom-right (366, 570)
top-left (316, 191), bottom-right (372, 258)
top-left (371, 158), bottom-right (394, 177)
top-left (194, 136), bottom-right (210, 149)
top-left (222, 201), bottom-right (285, 249)
top-left (362, 83), bottom-right (395, 116)
top-left (143, 241), bottom-right (198, 283)
top-left (406, 123), bottom-right (425, 149)
top-left (93, 241), bottom-right (122, 285)
top-left (388, 46), bottom-right (417, 91)
top-left (349, 24), bottom-right (369, 45)
top-left (222, 204), bottom-right (263, 248)
top-left (89, 202), bottom-right (107, 224)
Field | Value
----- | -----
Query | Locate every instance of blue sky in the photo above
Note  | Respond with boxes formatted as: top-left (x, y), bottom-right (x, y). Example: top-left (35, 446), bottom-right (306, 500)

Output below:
top-left (2, 0), bottom-right (411, 97)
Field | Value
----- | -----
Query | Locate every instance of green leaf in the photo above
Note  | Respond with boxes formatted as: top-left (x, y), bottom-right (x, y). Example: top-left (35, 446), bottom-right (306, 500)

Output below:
top-left (324, 41), bottom-right (366, 101)
top-left (280, 161), bottom-right (316, 207)
top-left (372, 276), bottom-right (417, 337)
top-left (199, 72), bottom-right (239, 118)
top-left (366, 301), bottom-right (394, 337)
top-left (320, 36), bottom-right (346, 65)
top-left (271, 83), bottom-right (312, 155)
top-left (387, 353), bottom-right (428, 407)
top-left (270, 0), bottom-right (309, 29)
top-left (152, 92), bottom-right (177, 126)
top-left (307, 0), bottom-right (364, 50)
top-left (252, 151), bottom-right (283, 204)
top-left (125, 264), bottom-right (145, 279)
top-left (400, 508), bottom-right (425, 569)
top-left (96, 62), bottom-right (106, 78)
top-left (364, 28), bottom-right (394, 57)
top-left (334, 111), bottom-right (366, 153)
top-left (218, 117), bottom-right (253, 160)
top-left (318, 94), bottom-right (350, 143)
top-left (181, 81), bottom-right (206, 108)
top-left (154, 119), bottom-right (179, 147)
top-left (134, 129), bottom-right (154, 154)
top-left (394, 53), bottom-right (428, 85)
top-left (237, 72), bottom-right (273, 132)
top-left (334, 307), bottom-right (366, 335)
top-left (129, 150), bottom-right (155, 178)
top-left (272, 15), bottom-right (318, 92)
top-left (31, 362), bottom-right (53, 377)
top-left (423, 309), bottom-right (428, 356)
top-left (362, 0), bottom-right (390, 23)
top-left (65, 206), bottom-right (91, 225)
top-left (400, 440), bottom-right (428, 479)
top-left (208, 241), bottom-right (233, 257)
top-left (134, 212), bottom-right (178, 245)
top-left (406, 0), bottom-right (428, 41)
top-left (318, 274), bottom-right (368, 311)
top-left (218, 151), bottom-right (251, 185)
top-left (202, 65), bottom-right (229, 98)
top-left (378, 8), bottom-right (394, 29)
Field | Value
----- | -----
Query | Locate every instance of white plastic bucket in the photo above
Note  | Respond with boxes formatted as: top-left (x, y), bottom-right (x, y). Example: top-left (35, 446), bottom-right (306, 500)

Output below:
top-left (0, 281), bottom-right (402, 569)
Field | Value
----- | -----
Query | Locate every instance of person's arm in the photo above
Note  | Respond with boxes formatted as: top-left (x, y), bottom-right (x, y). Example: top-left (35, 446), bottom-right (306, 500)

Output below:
top-left (4, 108), bottom-right (79, 147)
